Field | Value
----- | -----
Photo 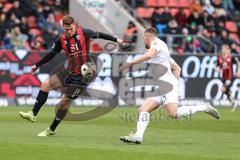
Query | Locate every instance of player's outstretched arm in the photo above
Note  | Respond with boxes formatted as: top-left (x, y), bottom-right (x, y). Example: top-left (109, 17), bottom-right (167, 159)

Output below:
top-left (98, 32), bottom-right (124, 45)
top-left (30, 39), bottom-right (62, 75)
top-left (83, 28), bottom-right (124, 46)
top-left (118, 48), bottom-right (157, 72)
top-left (30, 51), bottom-right (57, 75)
top-left (97, 32), bottom-right (125, 46)
top-left (130, 48), bottom-right (157, 65)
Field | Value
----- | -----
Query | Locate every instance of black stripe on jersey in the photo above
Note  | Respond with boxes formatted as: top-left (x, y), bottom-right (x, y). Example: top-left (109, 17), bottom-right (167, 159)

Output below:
top-left (66, 38), bottom-right (75, 72)
top-left (84, 38), bottom-right (90, 62)
top-left (73, 35), bottom-right (84, 66)
top-left (75, 32), bottom-right (89, 62)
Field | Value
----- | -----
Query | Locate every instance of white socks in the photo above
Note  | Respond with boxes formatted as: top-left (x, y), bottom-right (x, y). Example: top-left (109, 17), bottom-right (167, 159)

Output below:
top-left (134, 105), bottom-right (207, 140)
top-left (134, 112), bottom-right (150, 140)
top-left (177, 105), bottom-right (207, 117)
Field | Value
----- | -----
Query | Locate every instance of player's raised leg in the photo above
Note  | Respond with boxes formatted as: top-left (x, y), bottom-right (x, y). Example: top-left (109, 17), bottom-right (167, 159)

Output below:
top-left (161, 74), bottom-right (219, 119)
top-left (120, 101), bottom-right (220, 144)
top-left (19, 74), bottom-right (62, 122)
top-left (165, 102), bottom-right (220, 120)
top-left (38, 95), bottom-right (73, 136)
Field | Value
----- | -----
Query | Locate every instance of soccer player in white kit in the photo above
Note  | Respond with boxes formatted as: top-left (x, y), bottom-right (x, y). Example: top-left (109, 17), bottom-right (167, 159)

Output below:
top-left (118, 28), bottom-right (220, 144)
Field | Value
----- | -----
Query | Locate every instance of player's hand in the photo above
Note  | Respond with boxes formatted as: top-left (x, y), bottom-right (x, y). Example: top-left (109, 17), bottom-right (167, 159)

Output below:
top-left (118, 63), bottom-right (132, 72)
top-left (117, 38), bottom-right (124, 46)
top-left (30, 65), bottom-right (38, 75)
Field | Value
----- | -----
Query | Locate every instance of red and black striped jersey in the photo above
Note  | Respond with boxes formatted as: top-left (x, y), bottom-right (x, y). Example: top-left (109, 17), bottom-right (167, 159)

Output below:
top-left (52, 26), bottom-right (100, 74)
top-left (217, 55), bottom-right (238, 80)
top-left (35, 26), bottom-right (117, 74)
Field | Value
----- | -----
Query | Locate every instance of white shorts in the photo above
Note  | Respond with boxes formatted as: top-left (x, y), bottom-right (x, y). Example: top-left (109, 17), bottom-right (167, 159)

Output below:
top-left (147, 73), bottom-right (179, 105)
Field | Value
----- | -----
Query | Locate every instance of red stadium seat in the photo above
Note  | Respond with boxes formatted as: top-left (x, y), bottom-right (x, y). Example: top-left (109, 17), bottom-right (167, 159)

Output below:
top-left (0, 0), bottom-right (7, 3)
top-left (146, 0), bottom-right (158, 7)
top-left (54, 13), bottom-right (64, 24)
top-left (168, 0), bottom-right (180, 7)
top-left (170, 8), bottom-right (179, 16)
top-left (225, 21), bottom-right (238, 33)
top-left (47, 0), bottom-right (55, 5)
top-left (180, 0), bottom-right (192, 8)
top-left (229, 33), bottom-right (240, 43)
top-left (29, 28), bottom-right (42, 36)
top-left (4, 3), bottom-right (13, 12)
top-left (137, 7), bottom-right (154, 18)
top-left (157, 0), bottom-right (168, 7)
top-left (184, 9), bottom-right (191, 17)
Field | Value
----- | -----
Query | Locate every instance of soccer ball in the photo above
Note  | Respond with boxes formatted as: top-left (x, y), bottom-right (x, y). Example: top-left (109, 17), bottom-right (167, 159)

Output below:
top-left (81, 62), bottom-right (96, 80)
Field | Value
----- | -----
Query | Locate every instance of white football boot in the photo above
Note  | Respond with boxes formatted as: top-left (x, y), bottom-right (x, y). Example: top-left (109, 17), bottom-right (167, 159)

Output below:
top-left (205, 103), bottom-right (220, 119)
top-left (120, 133), bottom-right (142, 144)
top-left (38, 128), bottom-right (56, 137)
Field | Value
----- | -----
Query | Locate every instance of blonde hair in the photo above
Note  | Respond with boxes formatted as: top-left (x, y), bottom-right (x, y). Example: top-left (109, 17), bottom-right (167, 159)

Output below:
top-left (221, 44), bottom-right (231, 55)
top-left (144, 27), bottom-right (158, 36)
top-left (62, 15), bottom-right (75, 26)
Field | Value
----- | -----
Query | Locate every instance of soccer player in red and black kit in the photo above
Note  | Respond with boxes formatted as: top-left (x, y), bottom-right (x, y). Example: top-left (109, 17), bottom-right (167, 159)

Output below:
top-left (215, 45), bottom-right (240, 112)
top-left (19, 15), bottom-right (125, 136)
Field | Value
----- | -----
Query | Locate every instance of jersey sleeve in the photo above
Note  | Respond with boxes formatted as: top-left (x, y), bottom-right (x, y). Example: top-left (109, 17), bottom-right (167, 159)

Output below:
top-left (82, 28), bottom-right (99, 39)
top-left (35, 37), bottom-right (62, 67)
top-left (150, 40), bottom-right (161, 53)
top-left (51, 37), bottom-right (62, 53)
top-left (83, 28), bottom-right (117, 42)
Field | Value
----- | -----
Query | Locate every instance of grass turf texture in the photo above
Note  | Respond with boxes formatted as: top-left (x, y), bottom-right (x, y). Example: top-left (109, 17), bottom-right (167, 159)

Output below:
top-left (0, 106), bottom-right (240, 160)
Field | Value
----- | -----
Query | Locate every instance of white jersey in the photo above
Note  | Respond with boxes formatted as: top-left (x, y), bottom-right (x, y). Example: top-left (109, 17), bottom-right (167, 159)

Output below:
top-left (147, 37), bottom-right (179, 105)
top-left (148, 37), bottom-right (175, 81)
top-left (148, 37), bottom-right (171, 70)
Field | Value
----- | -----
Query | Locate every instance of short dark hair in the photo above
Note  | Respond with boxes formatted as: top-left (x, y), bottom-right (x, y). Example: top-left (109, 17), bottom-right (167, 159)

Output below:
top-left (145, 27), bottom-right (157, 36)
top-left (62, 15), bottom-right (75, 26)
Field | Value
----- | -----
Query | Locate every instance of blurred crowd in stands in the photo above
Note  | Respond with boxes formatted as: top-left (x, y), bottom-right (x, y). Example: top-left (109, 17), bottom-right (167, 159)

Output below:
top-left (1, 0), bottom-right (240, 55)
top-left (125, 0), bottom-right (240, 54)
top-left (0, 0), bottom-right (68, 51)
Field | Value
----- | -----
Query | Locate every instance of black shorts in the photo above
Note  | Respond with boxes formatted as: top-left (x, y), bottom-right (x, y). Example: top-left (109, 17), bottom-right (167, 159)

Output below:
top-left (55, 70), bottom-right (88, 86)
top-left (55, 70), bottom-right (89, 99)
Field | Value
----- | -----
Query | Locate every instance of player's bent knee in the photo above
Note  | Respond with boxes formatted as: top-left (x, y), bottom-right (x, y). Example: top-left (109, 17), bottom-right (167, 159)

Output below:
top-left (221, 87), bottom-right (226, 93)
top-left (164, 103), bottom-right (178, 118)
top-left (41, 81), bottom-right (50, 92)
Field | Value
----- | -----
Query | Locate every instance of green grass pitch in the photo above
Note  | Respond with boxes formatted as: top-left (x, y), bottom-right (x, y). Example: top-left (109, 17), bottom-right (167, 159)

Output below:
top-left (0, 106), bottom-right (240, 160)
